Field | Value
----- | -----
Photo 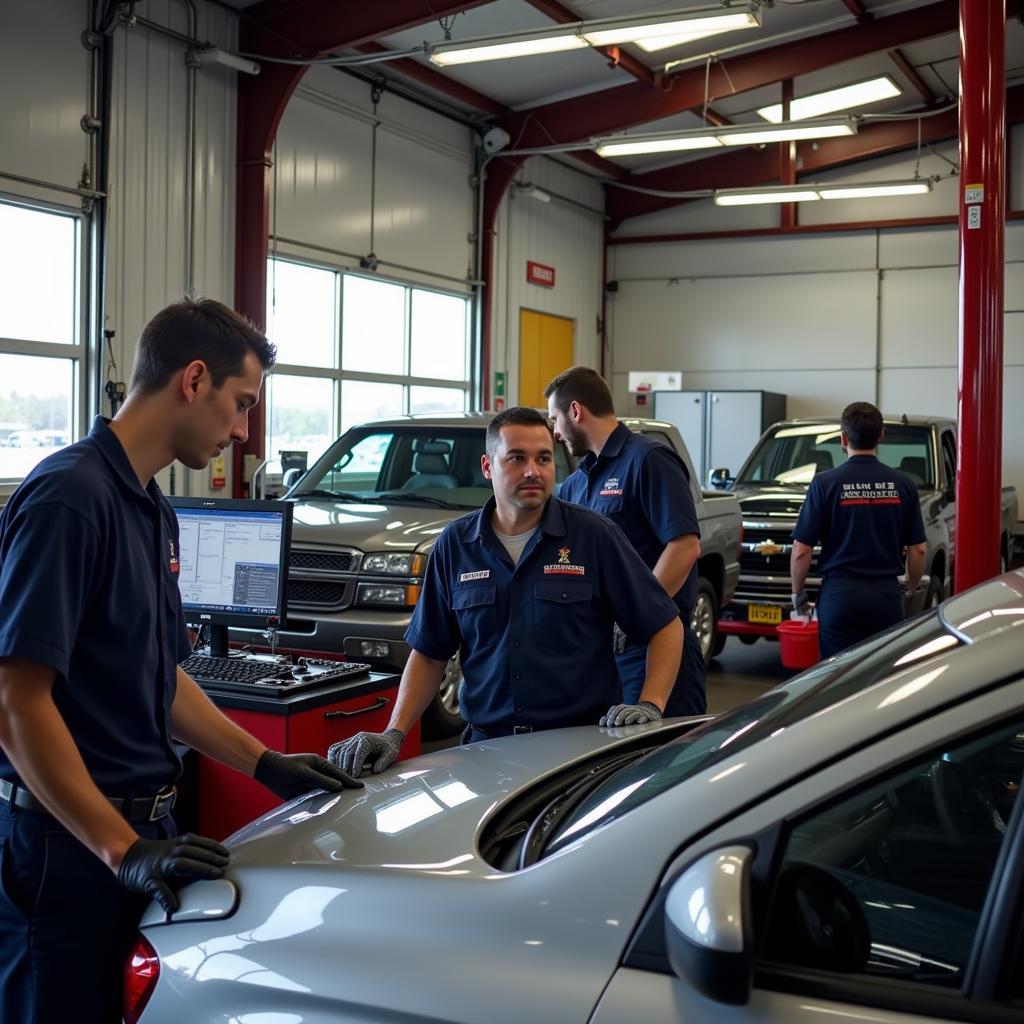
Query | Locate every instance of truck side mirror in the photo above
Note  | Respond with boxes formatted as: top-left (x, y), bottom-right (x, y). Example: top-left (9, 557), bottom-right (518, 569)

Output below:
top-left (709, 467), bottom-right (732, 490)
top-left (664, 845), bottom-right (754, 1005)
top-left (282, 467), bottom-right (305, 492)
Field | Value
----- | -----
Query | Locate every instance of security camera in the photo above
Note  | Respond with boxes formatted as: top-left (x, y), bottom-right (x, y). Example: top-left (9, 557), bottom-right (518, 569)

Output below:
top-left (359, 253), bottom-right (380, 272)
top-left (481, 127), bottom-right (511, 156)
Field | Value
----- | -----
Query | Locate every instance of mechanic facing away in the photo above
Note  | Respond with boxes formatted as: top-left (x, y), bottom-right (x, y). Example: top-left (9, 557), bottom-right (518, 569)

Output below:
top-left (790, 401), bottom-right (927, 659)
top-left (0, 298), bottom-right (361, 1024)
top-left (545, 366), bottom-right (706, 717)
top-left (328, 407), bottom-right (683, 777)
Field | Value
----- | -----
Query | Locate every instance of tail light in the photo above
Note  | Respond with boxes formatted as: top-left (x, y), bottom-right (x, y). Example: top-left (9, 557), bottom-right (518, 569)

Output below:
top-left (124, 933), bottom-right (160, 1024)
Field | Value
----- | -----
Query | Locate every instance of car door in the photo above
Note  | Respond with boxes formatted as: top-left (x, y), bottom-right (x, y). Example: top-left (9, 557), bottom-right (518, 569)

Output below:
top-left (590, 678), bottom-right (1024, 1024)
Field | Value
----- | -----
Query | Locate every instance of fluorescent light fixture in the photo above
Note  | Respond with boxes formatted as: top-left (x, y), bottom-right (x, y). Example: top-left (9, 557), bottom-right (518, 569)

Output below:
top-left (758, 75), bottom-right (901, 123)
top-left (594, 116), bottom-right (856, 158)
top-left (714, 178), bottom-right (933, 205)
top-left (429, 4), bottom-right (761, 66)
top-left (513, 183), bottom-right (552, 203)
top-left (717, 116), bottom-right (858, 146)
top-left (192, 47), bottom-right (261, 76)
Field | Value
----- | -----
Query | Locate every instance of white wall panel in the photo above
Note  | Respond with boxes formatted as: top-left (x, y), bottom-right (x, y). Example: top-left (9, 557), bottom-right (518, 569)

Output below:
top-left (490, 156), bottom-right (605, 404)
top-left (879, 267), bottom-right (958, 368)
top-left (878, 224), bottom-right (958, 268)
top-left (0, 0), bottom-right (90, 198)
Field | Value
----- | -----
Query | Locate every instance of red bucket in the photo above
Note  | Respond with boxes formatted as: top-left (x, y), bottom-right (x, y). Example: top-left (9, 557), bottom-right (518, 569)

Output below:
top-left (777, 618), bottom-right (821, 670)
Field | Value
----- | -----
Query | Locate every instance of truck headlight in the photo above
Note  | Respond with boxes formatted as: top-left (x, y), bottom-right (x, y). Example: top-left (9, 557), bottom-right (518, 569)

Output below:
top-left (362, 552), bottom-right (425, 575)
top-left (357, 583), bottom-right (421, 607)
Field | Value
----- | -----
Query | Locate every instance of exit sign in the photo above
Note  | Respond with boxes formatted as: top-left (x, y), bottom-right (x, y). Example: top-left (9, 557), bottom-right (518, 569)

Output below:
top-left (526, 261), bottom-right (555, 287)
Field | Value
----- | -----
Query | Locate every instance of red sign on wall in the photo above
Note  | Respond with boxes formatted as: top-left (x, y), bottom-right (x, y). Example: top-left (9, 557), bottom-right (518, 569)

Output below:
top-left (526, 261), bottom-right (556, 288)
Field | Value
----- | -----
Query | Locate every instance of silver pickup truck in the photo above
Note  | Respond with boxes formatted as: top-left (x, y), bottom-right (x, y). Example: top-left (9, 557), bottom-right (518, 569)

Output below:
top-left (246, 413), bottom-right (741, 736)
top-left (713, 414), bottom-right (1019, 648)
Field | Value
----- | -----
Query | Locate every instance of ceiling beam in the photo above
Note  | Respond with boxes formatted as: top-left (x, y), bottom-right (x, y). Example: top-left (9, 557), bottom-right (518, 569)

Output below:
top-left (605, 83), bottom-right (1024, 226)
top-left (496, 0), bottom-right (978, 148)
top-left (888, 48), bottom-right (939, 105)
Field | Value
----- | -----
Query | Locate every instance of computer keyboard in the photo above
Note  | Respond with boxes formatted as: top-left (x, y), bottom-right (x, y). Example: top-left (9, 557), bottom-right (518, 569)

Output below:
top-left (182, 653), bottom-right (372, 694)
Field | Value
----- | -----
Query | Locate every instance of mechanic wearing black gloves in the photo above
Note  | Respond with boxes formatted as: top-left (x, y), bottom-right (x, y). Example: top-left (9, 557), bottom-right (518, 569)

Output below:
top-left (329, 408), bottom-right (682, 777)
top-left (0, 299), bottom-right (359, 1024)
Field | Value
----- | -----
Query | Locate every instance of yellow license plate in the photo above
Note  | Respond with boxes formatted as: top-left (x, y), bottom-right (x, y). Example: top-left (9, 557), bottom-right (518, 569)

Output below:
top-left (748, 604), bottom-right (783, 625)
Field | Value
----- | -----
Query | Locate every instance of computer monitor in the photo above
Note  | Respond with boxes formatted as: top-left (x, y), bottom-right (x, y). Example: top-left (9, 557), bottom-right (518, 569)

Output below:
top-left (168, 497), bottom-right (293, 658)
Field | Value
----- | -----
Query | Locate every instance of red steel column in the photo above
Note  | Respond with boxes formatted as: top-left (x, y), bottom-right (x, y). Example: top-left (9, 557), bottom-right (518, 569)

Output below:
top-left (779, 80), bottom-right (797, 230)
top-left (955, 0), bottom-right (1006, 590)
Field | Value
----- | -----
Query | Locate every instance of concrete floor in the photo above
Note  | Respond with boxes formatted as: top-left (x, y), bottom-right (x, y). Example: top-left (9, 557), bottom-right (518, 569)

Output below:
top-left (423, 637), bottom-right (793, 754)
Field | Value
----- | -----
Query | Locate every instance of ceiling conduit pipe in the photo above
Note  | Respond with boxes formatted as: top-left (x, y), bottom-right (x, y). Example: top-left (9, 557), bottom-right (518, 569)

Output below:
top-left (955, 0), bottom-right (1006, 591)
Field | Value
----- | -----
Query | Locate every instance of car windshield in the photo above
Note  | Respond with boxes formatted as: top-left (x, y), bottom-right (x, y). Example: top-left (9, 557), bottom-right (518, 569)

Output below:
top-left (542, 612), bottom-right (961, 858)
top-left (291, 426), bottom-right (573, 510)
top-left (736, 423), bottom-right (935, 488)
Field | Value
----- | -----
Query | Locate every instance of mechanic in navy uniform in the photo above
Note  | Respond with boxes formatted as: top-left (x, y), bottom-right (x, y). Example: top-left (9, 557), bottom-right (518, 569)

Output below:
top-left (0, 298), bottom-right (360, 1024)
top-left (328, 407), bottom-right (683, 777)
top-left (544, 367), bottom-right (706, 717)
top-left (791, 401), bottom-right (927, 659)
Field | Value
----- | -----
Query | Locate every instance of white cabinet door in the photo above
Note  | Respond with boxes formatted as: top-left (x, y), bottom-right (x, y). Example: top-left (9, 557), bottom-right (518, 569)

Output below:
top-left (708, 391), bottom-right (761, 478)
top-left (654, 391), bottom-right (706, 481)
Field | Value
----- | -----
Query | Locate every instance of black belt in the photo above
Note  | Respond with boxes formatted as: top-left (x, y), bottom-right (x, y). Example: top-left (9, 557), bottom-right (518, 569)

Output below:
top-left (0, 779), bottom-right (177, 824)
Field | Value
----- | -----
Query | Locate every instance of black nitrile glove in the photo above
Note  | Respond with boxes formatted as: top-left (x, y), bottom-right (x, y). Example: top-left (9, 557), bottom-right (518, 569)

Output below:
top-left (254, 750), bottom-right (363, 801)
top-left (600, 700), bottom-right (663, 728)
top-left (117, 833), bottom-right (230, 914)
top-left (327, 728), bottom-right (405, 777)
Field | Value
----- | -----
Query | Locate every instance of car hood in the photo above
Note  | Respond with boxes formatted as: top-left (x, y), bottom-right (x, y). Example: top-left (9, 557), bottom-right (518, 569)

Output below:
top-left (289, 497), bottom-right (465, 553)
top-left (223, 722), bottom-right (677, 872)
top-left (732, 484), bottom-right (808, 518)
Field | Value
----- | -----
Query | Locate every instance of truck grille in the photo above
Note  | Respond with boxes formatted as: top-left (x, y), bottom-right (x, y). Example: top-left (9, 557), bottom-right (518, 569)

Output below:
top-left (290, 549), bottom-right (360, 573)
top-left (287, 579), bottom-right (352, 610)
top-left (739, 525), bottom-right (819, 578)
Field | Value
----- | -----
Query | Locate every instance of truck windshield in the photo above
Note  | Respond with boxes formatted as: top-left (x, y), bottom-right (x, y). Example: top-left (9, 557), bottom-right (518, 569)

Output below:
top-left (292, 427), bottom-right (573, 509)
top-left (736, 423), bottom-right (935, 488)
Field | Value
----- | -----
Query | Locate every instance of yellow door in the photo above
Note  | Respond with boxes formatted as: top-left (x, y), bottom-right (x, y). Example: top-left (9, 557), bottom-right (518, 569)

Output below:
top-left (518, 309), bottom-right (575, 408)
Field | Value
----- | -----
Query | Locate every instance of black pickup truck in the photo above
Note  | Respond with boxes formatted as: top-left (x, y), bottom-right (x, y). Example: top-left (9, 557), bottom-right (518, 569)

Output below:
top-left (713, 415), bottom-right (1019, 648)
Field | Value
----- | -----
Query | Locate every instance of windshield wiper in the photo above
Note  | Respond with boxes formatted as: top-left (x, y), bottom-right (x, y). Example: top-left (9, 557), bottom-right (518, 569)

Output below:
top-left (296, 489), bottom-right (382, 503)
top-left (518, 749), bottom-right (648, 869)
top-left (376, 492), bottom-right (467, 511)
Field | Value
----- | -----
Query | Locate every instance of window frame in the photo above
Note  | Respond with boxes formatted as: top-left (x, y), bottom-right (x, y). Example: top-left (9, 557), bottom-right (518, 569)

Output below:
top-left (0, 193), bottom-right (89, 491)
top-left (265, 255), bottom-right (472, 474)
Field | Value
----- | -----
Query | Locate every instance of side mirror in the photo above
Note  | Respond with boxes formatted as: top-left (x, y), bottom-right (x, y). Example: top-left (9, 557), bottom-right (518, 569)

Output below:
top-left (664, 845), bottom-right (754, 1005)
top-left (709, 467), bottom-right (732, 490)
top-left (282, 467), bottom-right (305, 491)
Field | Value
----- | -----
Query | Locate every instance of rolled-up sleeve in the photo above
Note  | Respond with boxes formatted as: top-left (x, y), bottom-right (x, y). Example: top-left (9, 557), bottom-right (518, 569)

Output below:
top-left (639, 446), bottom-right (700, 543)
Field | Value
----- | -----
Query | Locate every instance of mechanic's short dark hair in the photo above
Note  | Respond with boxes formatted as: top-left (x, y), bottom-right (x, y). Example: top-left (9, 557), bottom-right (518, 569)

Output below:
top-left (486, 407), bottom-right (553, 457)
top-left (841, 401), bottom-right (884, 449)
top-left (543, 366), bottom-right (615, 417)
top-left (129, 296), bottom-right (276, 395)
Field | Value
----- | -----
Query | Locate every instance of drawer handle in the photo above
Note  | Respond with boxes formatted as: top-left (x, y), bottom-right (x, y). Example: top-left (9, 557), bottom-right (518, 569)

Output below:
top-left (324, 696), bottom-right (390, 719)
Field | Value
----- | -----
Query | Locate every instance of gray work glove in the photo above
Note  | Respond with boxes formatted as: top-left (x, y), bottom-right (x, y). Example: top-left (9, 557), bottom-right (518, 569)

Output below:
top-left (328, 728), bottom-right (405, 777)
top-left (600, 701), bottom-right (663, 728)
top-left (254, 750), bottom-right (363, 800)
top-left (612, 623), bottom-right (627, 655)
top-left (791, 590), bottom-right (811, 616)
top-left (117, 833), bottom-right (230, 914)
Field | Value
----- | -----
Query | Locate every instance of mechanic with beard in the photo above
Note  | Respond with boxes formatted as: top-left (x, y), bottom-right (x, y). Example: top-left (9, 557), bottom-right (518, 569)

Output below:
top-left (0, 298), bottom-right (360, 1024)
top-left (545, 367), bottom-right (705, 717)
top-left (328, 407), bottom-right (683, 776)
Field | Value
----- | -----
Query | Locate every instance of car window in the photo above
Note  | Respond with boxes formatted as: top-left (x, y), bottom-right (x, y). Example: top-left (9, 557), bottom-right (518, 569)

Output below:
top-left (760, 715), bottom-right (1024, 989)
top-left (544, 614), bottom-right (962, 856)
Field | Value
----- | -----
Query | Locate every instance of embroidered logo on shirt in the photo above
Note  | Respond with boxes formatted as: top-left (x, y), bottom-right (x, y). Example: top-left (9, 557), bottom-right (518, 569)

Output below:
top-left (600, 476), bottom-right (624, 496)
top-left (558, 547), bottom-right (571, 564)
top-left (168, 539), bottom-right (179, 575)
top-left (459, 570), bottom-right (491, 582)
top-left (838, 482), bottom-right (902, 506)
top-left (545, 548), bottom-right (585, 575)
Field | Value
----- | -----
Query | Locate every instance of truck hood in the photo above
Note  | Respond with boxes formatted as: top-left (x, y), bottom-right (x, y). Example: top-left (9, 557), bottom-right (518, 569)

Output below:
top-left (289, 497), bottom-right (465, 553)
top-left (732, 483), bottom-right (808, 518)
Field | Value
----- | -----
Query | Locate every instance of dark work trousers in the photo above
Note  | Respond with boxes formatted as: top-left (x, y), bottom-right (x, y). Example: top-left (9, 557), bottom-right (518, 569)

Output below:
top-left (616, 620), bottom-right (707, 717)
top-left (0, 800), bottom-right (174, 1024)
top-left (817, 576), bottom-right (904, 659)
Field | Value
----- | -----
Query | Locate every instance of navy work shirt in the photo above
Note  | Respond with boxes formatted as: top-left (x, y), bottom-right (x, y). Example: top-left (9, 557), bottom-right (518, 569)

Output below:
top-left (0, 417), bottom-right (191, 793)
top-left (405, 496), bottom-right (679, 729)
top-left (793, 454), bottom-right (926, 579)
top-left (559, 423), bottom-right (701, 616)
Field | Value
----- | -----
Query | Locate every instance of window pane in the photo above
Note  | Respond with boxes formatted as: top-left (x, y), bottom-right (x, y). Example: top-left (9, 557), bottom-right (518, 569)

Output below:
top-left (409, 386), bottom-right (465, 416)
top-left (266, 259), bottom-right (337, 368)
top-left (342, 276), bottom-right (405, 374)
top-left (0, 355), bottom-right (74, 478)
top-left (410, 290), bottom-right (467, 381)
top-left (341, 380), bottom-right (403, 434)
top-left (0, 204), bottom-right (77, 344)
top-left (265, 374), bottom-right (334, 476)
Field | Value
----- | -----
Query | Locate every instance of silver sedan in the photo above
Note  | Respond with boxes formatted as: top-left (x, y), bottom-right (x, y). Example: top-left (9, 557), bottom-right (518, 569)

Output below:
top-left (129, 570), bottom-right (1024, 1023)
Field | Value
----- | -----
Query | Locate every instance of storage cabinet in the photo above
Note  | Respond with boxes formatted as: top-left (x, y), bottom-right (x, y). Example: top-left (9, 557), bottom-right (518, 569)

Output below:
top-left (197, 672), bottom-right (414, 840)
top-left (654, 390), bottom-right (786, 485)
